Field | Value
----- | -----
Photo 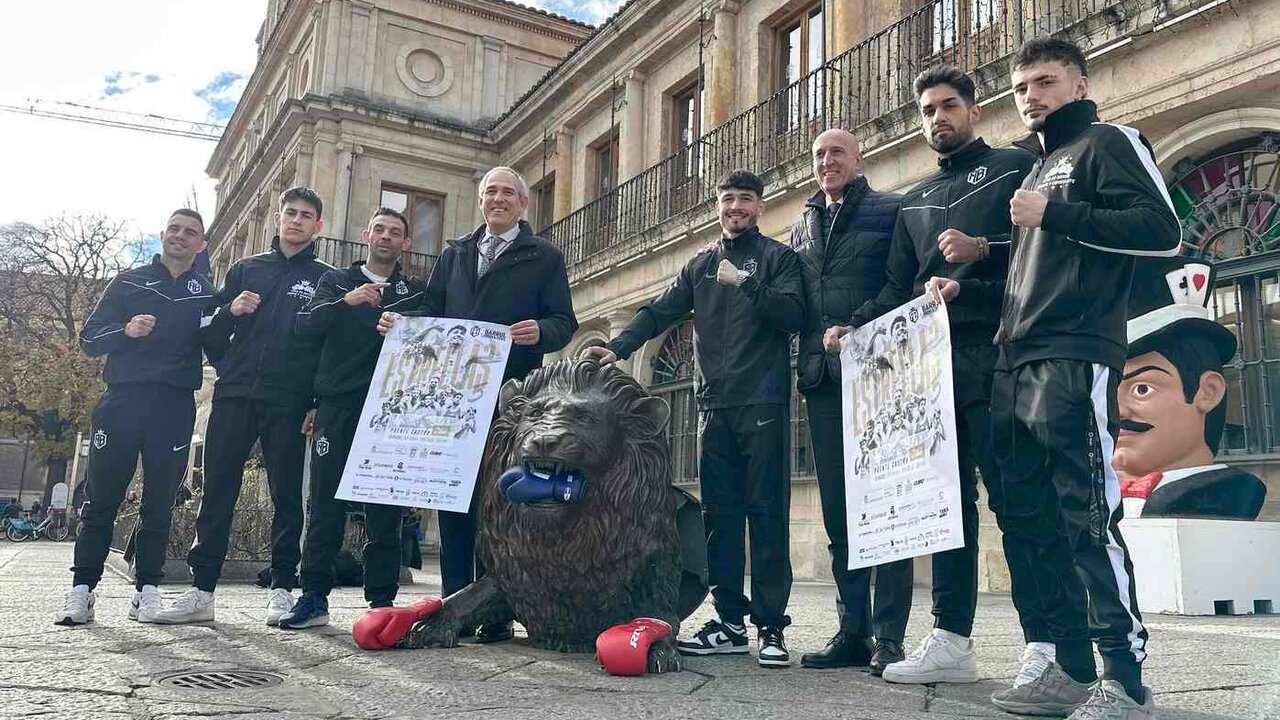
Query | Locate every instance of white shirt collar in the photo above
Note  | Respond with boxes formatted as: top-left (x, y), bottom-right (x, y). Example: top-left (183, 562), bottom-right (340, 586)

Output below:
top-left (484, 224), bottom-right (521, 244)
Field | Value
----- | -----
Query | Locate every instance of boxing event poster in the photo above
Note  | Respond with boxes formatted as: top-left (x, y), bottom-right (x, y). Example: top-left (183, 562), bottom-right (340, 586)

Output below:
top-left (840, 293), bottom-right (962, 569)
top-left (337, 317), bottom-right (511, 512)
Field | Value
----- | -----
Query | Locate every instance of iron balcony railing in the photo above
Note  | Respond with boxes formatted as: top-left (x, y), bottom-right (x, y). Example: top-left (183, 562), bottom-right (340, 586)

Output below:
top-left (545, 0), bottom-right (1218, 279)
top-left (312, 236), bottom-right (438, 280)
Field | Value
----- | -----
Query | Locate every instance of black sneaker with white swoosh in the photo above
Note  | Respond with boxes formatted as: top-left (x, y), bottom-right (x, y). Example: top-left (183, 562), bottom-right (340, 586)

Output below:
top-left (676, 619), bottom-right (749, 656)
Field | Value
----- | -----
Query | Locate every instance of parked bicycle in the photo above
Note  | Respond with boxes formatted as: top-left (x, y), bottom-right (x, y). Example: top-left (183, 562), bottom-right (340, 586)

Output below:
top-left (5, 511), bottom-right (71, 542)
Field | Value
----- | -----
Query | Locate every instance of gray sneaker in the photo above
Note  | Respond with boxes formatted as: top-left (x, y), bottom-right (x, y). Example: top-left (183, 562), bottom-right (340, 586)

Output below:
top-left (992, 662), bottom-right (1092, 717)
top-left (1067, 680), bottom-right (1154, 720)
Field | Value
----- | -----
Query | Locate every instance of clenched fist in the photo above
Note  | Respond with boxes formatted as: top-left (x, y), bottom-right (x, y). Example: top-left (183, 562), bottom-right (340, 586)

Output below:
top-left (937, 229), bottom-right (980, 263)
top-left (716, 259), bottom-right (742, 286)
top-left (124, 314), bottom-right (156, 338)
top-left (230, 290), bottom-right (262, 317)
top-left (1010, 189), bottom-right (1048, 228)
top-left (377, 312), bottom-right (399, 336)
top-left (345, 282), bottom-right (388, 307)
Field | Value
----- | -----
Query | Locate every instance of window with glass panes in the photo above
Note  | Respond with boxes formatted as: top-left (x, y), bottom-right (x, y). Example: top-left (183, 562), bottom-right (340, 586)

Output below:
top-left (380, 185), bottom-right (444, 257)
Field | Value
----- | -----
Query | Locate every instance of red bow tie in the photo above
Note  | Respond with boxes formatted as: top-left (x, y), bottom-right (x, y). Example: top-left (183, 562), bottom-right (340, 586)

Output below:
top-left (1121, 472), bottom-right (1163, 499)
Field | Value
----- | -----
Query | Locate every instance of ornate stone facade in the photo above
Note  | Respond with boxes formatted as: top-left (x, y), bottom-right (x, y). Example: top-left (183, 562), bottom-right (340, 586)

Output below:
top-left (209, 0), bottom-right (1280, 587)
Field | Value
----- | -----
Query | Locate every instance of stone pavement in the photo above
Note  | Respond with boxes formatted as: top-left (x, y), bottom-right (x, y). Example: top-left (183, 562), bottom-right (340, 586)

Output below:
top-left (1, 542), bottom-right (1276, 720)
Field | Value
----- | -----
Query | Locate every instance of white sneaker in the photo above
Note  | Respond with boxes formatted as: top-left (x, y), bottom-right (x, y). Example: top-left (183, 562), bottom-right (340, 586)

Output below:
top-left (150, 588), bottom-right (215, 624)
top-left (882, 629), bottom-right (979, 684)
top-left (1015, 641), bottom-right (1058, 688)
top-left (265, 588), bottom-right (296, 626)
top-left (130, 585), bottom-right (163, 623)
top-left (55, 586), bottom-right (95, 626)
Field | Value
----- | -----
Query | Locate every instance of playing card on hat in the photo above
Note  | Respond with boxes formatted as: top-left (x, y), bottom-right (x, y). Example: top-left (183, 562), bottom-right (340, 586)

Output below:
top-left (1184, 262), bottom-right (1210, 308)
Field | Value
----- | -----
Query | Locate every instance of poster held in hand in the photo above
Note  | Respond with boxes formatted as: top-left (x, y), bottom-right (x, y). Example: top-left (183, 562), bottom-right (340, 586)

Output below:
top-left (337, 316), bottom-right (511, 512)
top-left (841, 293), bottom-right (962, 569)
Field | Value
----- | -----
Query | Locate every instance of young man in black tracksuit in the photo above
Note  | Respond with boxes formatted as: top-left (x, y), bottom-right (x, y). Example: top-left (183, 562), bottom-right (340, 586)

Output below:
top-left (584, 170), bottom-right (805, 668)
top-left (935, 40), bottom-right (1178, 719)
top-left (277, 208), bottom-right (427, 629)
top-left (833, 67), bottom-right (1085, 687)
top-left (57, 209), bottom-right (213, 626)
top-left (153, 187), bottom-right (332, 625)
top-left (789, 128), bottom-right (913, 675)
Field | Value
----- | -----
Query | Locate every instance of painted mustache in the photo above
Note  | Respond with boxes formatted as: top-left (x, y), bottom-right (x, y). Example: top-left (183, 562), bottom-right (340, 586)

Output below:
top-left (1120, 419), bottom-right (1155, 433)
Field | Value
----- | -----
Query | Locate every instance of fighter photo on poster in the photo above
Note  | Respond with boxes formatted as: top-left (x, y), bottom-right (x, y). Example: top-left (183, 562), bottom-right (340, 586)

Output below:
top-left (841, 293), bottom-right (962, 569)
top-left (337, 317), bottom-right (511, 512)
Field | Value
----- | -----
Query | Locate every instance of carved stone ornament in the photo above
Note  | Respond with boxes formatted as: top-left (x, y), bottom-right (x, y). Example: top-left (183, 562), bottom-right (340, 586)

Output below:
top-left (395, 45), bottom-right (454, 98)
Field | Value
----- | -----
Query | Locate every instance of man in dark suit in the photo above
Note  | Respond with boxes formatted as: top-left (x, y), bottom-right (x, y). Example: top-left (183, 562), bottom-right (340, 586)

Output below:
top-left (377, 166), bottom-right (578, 642)
top-left (789, 128), bottom-right (913, 674)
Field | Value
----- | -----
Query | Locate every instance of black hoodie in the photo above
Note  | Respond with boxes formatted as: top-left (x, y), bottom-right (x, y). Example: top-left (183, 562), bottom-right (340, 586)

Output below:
top-left (954, 100), bottom-right (1181, 372)
top-left (296, 261), bottom-right (427, 407)
top-left (849, 138), bottom-right (1033, 348)
top-left (80, 255), bottom-right (214, 390)
top-left (201, 237), bottom-right (332, 403)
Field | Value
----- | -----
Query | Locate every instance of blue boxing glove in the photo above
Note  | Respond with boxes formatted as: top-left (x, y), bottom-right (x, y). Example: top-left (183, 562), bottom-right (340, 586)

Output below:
top-left (499, 465), bottom-right (586, 504)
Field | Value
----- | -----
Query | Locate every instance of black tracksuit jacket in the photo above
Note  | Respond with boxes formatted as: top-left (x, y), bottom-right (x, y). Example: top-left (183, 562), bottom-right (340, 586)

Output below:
top-left (201, 238), bottom-right (332, 403)
top-left (296, 262), bottom-right (428, 407)
top-left (80, 255), bottom-right (215, 390)
top-left (607, 227), bottom-right (806, 408)
top-left (849, 139), bottom-right (1034, 347)
top-left (954, 100), bottom-right (1182, 371)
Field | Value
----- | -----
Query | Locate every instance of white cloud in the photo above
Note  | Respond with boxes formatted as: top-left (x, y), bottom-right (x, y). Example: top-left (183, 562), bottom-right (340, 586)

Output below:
top-left (518, 0), bottom-right (628, 26)
top-left (0, 1), bottom-right (262, 231)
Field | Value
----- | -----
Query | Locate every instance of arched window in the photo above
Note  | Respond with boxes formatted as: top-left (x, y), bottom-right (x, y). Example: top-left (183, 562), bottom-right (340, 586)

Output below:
top-left (651, 320), bottom-right (698, 484)
top-left (1168, 134), bottom-right (1280, 456)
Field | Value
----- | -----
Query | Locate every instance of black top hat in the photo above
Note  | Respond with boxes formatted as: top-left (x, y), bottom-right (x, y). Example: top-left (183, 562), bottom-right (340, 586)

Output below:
top-left (1127, 256), bottom-right (1236, 364)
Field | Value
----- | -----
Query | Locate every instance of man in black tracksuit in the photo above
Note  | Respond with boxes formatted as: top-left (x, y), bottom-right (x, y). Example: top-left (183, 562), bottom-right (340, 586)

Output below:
top-left (379, 167), bottom-right (578, 642)
top-left (277, 208), bottom-right (427, 629)
top-left (585, 170), bottom-right (805, 668)
top-left (937, 41), bottom-right (1178, 719)
top-left (153, 187), bottom-right (332, 625)
top-left (789, 128), bottom-right (913, 674)
top-left (57, 209), bottom-right (213, 627)
top-left (836, 67), bottom-right (1084, 687)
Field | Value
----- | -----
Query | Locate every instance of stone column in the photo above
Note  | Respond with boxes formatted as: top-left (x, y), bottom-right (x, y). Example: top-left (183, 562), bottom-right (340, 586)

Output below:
top-left (704, 0), bottom-right (740, 130)
top-left (553, 129), bottom-right (575, 221)
top-left (618, 69), bottom-right (647, 183)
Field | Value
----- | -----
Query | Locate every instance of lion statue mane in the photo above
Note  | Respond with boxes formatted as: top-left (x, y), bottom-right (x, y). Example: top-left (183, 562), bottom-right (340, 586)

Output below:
top-left (396, 359), bottom-right (695, 662)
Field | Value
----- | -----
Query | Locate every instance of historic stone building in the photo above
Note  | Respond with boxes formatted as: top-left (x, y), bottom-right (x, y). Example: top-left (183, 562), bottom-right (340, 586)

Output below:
top-left (208, 0), bottom-right (1280, 587)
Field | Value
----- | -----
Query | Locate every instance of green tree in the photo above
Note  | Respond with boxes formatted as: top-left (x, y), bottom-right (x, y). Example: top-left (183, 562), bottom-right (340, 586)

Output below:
top-left (0, 215), bottom-right (144, 502)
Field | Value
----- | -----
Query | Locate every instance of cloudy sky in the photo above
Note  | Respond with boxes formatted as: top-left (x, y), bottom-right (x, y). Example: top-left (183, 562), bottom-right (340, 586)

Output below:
top-left (0, 0), bottom-right (621, 234)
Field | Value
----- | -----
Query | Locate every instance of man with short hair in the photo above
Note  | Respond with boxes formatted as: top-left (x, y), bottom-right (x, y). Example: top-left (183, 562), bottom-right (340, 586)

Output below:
top-left (277, 208), bottom-right (426, 629)
top-left (933, 39), bottom-right (1179, 719)
top-left (378, 166), bottom-right (577, 643)
top-left (154, 187), bottom-right (332, 625)
top-left (828, 66), bottom-right (1084, 687)
top-left (583, 169), bottom-right (805, 668)
top-left (790, 128), bottom-right (913, 674)
top-left (57, 209), bottom-right (213, 626)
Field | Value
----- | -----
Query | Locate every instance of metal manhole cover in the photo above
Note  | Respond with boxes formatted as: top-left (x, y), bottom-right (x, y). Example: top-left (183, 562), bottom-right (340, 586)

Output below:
top-left (156, 670), bottom-right (284, 691)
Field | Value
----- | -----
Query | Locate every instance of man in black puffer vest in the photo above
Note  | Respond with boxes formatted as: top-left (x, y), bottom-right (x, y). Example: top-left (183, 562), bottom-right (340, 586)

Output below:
top-left (790, 128), bottom-right (912, 674)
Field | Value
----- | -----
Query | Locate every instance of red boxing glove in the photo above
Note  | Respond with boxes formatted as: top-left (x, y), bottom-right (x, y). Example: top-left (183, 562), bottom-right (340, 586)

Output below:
top-left (352, 597), bottom-right (443, 650)
top-left (595, 617), bottom-right (672, 676)
top-left (1121, 472), bottom-right (1162, 500)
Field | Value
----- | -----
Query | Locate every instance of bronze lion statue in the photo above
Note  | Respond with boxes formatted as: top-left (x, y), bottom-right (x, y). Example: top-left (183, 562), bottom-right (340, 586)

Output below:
top-left (360, 360), bottom-right (703, 671)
